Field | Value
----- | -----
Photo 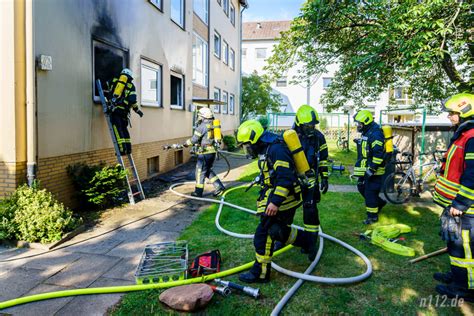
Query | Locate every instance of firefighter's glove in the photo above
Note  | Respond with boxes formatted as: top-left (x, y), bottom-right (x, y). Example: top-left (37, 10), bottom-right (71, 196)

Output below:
top-left (320, 178), bottom-right (329, 194)
top-left (364, 168), bottom-right (376, 178)
top-left (136, 110), bottom-right (144, 117)
top-left (440, 207), bottom-right (461, 242)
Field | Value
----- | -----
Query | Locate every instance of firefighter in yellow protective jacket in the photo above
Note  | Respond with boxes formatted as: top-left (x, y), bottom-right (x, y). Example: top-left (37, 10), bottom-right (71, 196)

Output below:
top-left (433, 93), bottom-right (474, 302)
top-left (107, 68), bottom-right (143, 155)
top-left (236, 120), bottom-right (316, 283)
top-left (353, 110), bottom-right (387, 224)
top-left (184, 107), bottom-right (225, 198)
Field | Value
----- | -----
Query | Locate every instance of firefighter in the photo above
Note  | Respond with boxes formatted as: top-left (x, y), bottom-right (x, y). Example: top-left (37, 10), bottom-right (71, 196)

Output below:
top-left (432, 93), bottom-right (474, 301)
top-left (353, 110), bottom-right (387, 224)
top-left (293, 105), bottom-right (329, 248)
top-left (184, 107), bottom-right (225, 198)
top-left (107, 68), bottom-right (143, 155)
top-left (236, 120), bottom-right (316, 283)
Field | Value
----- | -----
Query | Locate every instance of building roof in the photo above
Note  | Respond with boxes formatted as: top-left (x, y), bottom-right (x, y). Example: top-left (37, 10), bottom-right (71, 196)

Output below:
top-left (243, 21), bottom-right (291, 40)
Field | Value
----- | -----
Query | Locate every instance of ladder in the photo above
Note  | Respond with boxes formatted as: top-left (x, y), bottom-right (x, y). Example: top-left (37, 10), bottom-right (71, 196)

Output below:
top-left (96, 79), bottom-right (146, 205)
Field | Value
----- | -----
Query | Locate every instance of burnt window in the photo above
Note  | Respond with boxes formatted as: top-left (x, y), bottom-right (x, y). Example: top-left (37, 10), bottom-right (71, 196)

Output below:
top-left (92, 39), bottom-right (128, 101)
top-left (170, 72), bottom-right (184, 109)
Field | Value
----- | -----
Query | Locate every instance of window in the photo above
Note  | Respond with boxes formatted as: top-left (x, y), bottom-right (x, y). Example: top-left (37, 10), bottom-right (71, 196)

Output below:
top-left (193, 0), bottom-right (208, 24)
top-left (230, 48), bottom-right (235, 70)
top-left (230, 3), bottom-right (235, 25)
top-left (223, 0), bottom-right (229, 16)
top-left (323, 77), bottom-right (332, 89)
top-left (276, 77), bottom-right (287, 87)
top-left (222, 90), bottom-right (228, 114)
top-left (170, 72), bottom-right (184, 109)
top-left (141, 59), bottom-right (162, 107)
top-left (229, 93), bottom-right (235, 114)
top-left (171, 0), bottom-right (184, 28)
top-left (242, 48), bottom-right (247, 58)
top-left (149, 0), bottom-right (162, 10)
top-left (223, 41), bottom-right (229, 65)
top-left (214, 31), bottom-right (221, 58)
top-left (213, 88), bottom-right (221, 113)
top-left (92, 39), bottom-right (128, 102)
top-left (193, 33), bottom-right (208, 87)
top-left (147, 156), bottom-right (160, 176)
top-left (393, 87), bottom-right (404, 100)
top-left (256, 48), bottom-right (267, 59)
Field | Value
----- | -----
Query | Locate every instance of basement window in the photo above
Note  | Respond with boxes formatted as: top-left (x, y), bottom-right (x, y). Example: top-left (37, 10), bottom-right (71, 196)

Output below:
top-left (92, 39), bottom-right (128, 102)
top-left (147, 156), bottom-right (160, 176)
top-left (174, 150), bottom-right (184, 165)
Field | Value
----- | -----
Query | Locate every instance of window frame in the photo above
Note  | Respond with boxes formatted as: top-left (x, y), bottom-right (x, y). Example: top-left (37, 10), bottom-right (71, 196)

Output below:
top-left (229, 93), bottom-right (235, 115)
top-left (148, 0), bottom-right (163, 11)
top-left (223, 40), bottom-right (229, 65)
top-left (170, 72), bottom-right (185, 110)
top-left (322, 77), bottom-right (332, 89)
top-left (229, 48), bottom-right (235, 70)
top-left (140, 58), bottom-right (163, 107)
top-left (171, 0), bottom-right (185, 29)
top-left (193, 0), bottom-right (208, 24)
top-left (213, 87), bottom-right (221, 113)
top-left (276, 76), bottom-right (287, 87)
top-left (213, 31), bottom-right (221, 59)
top-left (192, 33), bottom-right (209, 87)
top-left (221, 90), bottom-right (228, 114)
top-left (255, 47), bottom-right (267, 59)
top-left (92, 38), bottom-right (128, 103)
top-left (230, 3), bottom-right (235, 26)
top-left (223, 0), bottom-right (229, 16)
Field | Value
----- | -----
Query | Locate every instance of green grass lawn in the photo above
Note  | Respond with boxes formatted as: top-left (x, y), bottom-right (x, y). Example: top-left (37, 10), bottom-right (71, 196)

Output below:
top-left (112, 186), bottom-right (464, 315)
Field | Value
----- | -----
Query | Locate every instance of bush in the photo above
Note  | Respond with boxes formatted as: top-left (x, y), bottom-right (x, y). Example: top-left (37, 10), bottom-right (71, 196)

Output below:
top-left (223, 135), bottom-right (237, 152)
top-left (0, 183), bottom-right (80, 243)
top-left (257, 116), bottom-right (269, 130)
top-left (67, 163), bottom-right (127, 209)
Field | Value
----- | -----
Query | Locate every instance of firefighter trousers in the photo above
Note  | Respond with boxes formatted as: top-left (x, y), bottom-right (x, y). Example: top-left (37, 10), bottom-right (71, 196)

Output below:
top-left (110, 112), bottom-right (131, 155)
top-left (302, 182), bottom-right (320, 233)
top-left (448, 215), bottom-right (474, 290)
top-left (250, 207), bottom-right (313, 280)
top-left (195, 153), bottom-right (224, 194)
top-left (357, 175), bottom-right (385, 215)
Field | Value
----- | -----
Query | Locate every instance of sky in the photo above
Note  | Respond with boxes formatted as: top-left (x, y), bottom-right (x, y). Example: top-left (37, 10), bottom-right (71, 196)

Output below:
top-left (242, 0), bottom-right (307, 22)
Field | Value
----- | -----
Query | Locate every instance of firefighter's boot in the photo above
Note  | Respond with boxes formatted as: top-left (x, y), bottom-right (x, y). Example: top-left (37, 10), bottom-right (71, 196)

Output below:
top-left (239, 261), bottom-right (270, 284)
top-left (191, 187), bottom-right (204, 198)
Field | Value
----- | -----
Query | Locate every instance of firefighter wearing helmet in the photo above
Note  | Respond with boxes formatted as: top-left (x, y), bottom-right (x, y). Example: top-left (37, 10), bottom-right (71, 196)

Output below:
top-left (184, 107), bottom-right (225, 197)
top-left (433, 93), bottom-right (474, 301)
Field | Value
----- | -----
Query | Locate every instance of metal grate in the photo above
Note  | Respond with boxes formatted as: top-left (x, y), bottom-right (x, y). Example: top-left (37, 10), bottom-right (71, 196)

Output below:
top-left (135, 241), bottom-right (188, 285)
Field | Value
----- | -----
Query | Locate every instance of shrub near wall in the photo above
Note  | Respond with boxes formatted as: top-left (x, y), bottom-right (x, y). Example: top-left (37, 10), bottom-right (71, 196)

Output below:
top-left (0, 183), bottom-right (80, 243)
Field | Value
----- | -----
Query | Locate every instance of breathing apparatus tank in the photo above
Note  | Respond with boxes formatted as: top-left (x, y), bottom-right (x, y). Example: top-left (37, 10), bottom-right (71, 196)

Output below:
top-left (382, 125), bottom-right (393, 153)
top-left (213, 119), bottom-right (222, 143)
top-left (112, 74), bottom-right (129, 101)
top-left (283, 129), bottom-right (310, 177)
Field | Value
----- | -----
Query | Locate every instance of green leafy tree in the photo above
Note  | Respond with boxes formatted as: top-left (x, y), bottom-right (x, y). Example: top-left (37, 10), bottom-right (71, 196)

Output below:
top-left (241, 72), bottom-right (282, 121)
top-left (266, 0), bottom-right (473, 111)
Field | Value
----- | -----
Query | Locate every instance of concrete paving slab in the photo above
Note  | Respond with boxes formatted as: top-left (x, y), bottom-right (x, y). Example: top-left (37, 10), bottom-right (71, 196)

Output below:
top-left (62, 235), bottom-right (124, 255)
top-left (45, 254), bottom-right (121, 288)
top-left (2, 283), bottom-right (74, 316)
top-left (140, 231), bottom-right (181, 246)
top-left (0, 267), bottom-right (48, 301)
top-left (102, 257), bottom-right (140, 282)
top-left (22, 249), bottom-right (82, 273)
top-left (55, 277), bottom-right (129, 316)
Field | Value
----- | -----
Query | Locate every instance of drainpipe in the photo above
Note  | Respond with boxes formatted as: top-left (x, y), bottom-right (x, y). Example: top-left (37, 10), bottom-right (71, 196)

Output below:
top-left (25, 0), bottom-right (37, 186)
top-left (238, 3), bottom-right (247, 123)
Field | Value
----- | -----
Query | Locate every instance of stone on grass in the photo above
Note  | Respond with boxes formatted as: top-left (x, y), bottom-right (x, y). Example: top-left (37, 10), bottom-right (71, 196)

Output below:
top-left (159, 283), bottom-right (214, 312)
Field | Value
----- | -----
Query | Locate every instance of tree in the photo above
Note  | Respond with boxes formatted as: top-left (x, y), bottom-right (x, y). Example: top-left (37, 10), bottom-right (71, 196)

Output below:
top-left (241, 72), bottom-right (282, 121)
top-left (266, 0), bottom-right (473, 112)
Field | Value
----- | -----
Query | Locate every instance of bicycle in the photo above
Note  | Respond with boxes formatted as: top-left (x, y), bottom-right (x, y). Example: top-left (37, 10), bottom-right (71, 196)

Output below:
top-left (382, 150), bottom-right (445, 204)
top-left (336, 130), bottom-right (349, 151)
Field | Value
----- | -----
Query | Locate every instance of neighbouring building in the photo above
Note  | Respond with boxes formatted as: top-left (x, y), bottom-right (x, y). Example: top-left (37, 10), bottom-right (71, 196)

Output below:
top-left (0, 0), bottom-right (247, 205)
top-left (242, 20), bottom-right (450, 128)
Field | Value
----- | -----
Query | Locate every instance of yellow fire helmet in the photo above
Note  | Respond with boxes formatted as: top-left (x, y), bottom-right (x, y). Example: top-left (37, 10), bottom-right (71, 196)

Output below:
top-left (237, 120), bottom-right (264, 144)
top-left (295, 104), bottom-right (320, 125)
top-left (442, 93), bottom-right (474, 119)
top-left (353, 110), bottom-right (374, 126)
